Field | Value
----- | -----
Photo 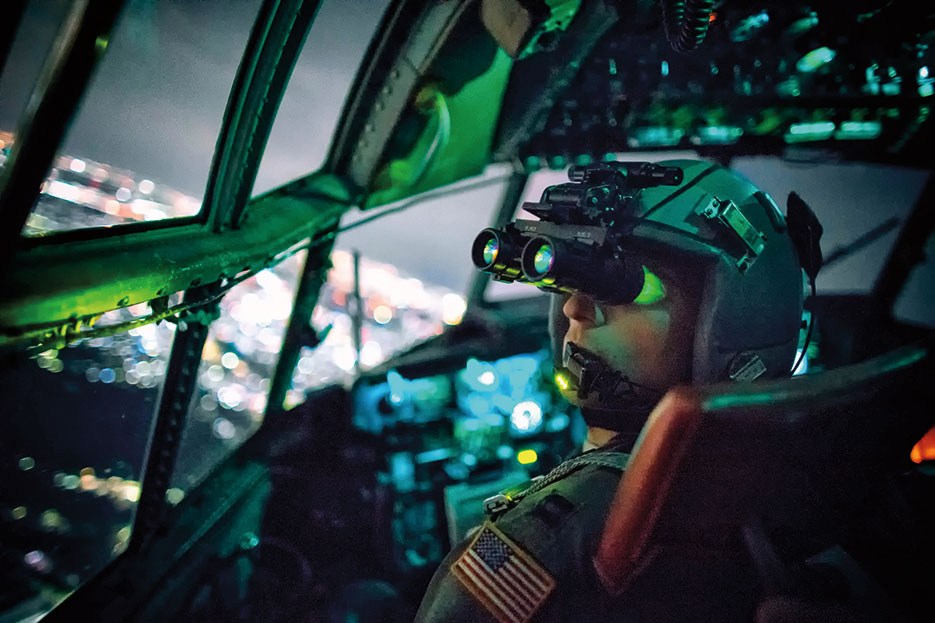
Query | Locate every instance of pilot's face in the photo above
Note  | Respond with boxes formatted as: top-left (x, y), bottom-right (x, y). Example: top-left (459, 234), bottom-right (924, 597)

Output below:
top-left (560, 264), bottom-right (696, 406)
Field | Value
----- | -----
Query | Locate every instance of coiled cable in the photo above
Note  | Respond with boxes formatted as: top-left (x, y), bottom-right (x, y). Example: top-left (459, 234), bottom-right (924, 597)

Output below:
top-left (660, 0), bottom-right (715, 53)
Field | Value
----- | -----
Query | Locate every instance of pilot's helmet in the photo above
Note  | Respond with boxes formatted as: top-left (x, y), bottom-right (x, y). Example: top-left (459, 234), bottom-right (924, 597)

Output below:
top-left (550, 159), bottom-right (805, 385)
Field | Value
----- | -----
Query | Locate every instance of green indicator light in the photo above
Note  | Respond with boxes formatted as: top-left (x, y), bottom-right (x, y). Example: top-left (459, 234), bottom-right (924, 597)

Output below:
top-left (555, 372), bottom-right (569, 391)
top-left (634, 266), bottom-right (666, 305)
top-left (482, 238), bottom-right (499, 264)
top-left (533, 244), bottom-right (554, 274)
top-left (695, 126), bottom-right (744, 145)
top-left (796, 47), bottom-right (836, 73)
top-left (834, 121), bottom-right (882, 140)
top-left (789, 121), bottom-right (835, 135)
top-left (784, 121), bottom-right (835, 143)
top-left (630, 127), bottom-right (684, 147)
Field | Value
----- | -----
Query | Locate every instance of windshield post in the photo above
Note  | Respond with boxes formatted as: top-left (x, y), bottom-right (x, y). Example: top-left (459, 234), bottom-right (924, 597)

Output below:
top-left (266, 240), bottom-right (333, 416)
top-left (201, 0), bottom-right (323, 233)
top-left (127, 290), bottom-right (219, 555)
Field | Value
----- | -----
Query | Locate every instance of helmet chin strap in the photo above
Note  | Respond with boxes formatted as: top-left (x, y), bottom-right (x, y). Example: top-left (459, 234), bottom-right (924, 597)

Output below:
top-left (560, 342), bottom-right (663, 432)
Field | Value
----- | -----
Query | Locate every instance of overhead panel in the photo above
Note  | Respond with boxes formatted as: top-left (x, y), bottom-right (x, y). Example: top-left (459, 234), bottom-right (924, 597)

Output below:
top-left (497, 1), bottom-right (934, 167)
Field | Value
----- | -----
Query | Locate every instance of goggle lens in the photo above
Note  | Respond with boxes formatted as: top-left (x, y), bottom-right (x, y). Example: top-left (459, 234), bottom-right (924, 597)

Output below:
top-left (532, 244), bottom-right (554, 275)
top-left (482, 238), bottom-right (499, 265)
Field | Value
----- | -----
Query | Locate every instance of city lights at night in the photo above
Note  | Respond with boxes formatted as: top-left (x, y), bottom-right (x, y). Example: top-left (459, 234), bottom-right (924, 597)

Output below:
top-left (0, 130), bottom-right (471, 606)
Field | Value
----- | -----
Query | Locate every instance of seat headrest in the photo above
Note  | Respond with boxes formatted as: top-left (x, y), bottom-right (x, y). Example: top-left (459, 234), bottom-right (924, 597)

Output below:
top-left (594, 342), bottom-right (933, 595)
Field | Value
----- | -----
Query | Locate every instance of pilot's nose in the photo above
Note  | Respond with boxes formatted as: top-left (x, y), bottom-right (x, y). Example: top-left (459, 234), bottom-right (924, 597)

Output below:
top-left (563, 293), bottom-right (603, 325)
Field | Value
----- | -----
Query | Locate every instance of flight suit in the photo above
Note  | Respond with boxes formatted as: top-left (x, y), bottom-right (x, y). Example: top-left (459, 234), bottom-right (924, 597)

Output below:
top-left (415, 438), bottom-right (635, 623)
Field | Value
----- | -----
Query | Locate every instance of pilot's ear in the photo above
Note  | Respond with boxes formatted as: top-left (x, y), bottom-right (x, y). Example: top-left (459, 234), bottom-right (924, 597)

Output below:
top-left (549, 294), bottom-right (570, 370)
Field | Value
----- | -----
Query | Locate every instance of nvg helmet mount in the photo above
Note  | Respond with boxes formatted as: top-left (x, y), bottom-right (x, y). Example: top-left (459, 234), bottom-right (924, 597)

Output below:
top-left (472, 161), bottom-right (684, 306)
top-left (473, 159), bottom-right (807, 401)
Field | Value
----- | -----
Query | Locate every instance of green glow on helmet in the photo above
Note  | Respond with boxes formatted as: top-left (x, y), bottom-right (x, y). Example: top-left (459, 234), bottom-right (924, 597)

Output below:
top-left (633, 266), bottom-right (665, 305)
top-left (482, 238), bottom-right (499, 264)
top-left (533, 244), bottom-right (554, 274)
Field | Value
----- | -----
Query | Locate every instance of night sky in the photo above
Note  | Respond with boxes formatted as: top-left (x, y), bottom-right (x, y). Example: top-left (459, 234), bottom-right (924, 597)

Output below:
top-left (1, 0), bottom-right (386, 198)
top-left (1, 1), bottom-right (931, 318)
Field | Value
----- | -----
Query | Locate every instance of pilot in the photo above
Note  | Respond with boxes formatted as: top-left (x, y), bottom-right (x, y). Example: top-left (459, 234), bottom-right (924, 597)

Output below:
top-left (416, 159), bottom-right (812, 622)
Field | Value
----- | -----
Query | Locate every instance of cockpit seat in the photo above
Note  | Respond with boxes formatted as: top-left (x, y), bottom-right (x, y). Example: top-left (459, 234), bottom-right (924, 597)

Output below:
top-left (593, 342), bottom-right (934, 622)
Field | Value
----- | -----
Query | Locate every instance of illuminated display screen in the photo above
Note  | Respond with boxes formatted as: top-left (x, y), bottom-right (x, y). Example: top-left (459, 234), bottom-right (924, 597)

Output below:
top-left (355, 350), bottom-right (583, 571)
top-left (354, 350), bottom-right (578, 470)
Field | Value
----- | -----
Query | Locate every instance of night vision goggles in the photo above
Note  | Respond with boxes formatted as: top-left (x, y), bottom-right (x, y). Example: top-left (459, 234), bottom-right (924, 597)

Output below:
top-left (471, 161), bottom-right (683, 304)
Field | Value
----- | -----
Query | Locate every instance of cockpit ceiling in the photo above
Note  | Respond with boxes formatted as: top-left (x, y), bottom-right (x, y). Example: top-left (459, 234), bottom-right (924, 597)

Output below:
top-left (271, 0), bottom-right (932, 212)
top-left (493, 0), bottom-right (934, 167)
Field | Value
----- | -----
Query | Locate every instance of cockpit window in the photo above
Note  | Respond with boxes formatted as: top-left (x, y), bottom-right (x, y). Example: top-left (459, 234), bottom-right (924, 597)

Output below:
top-left (731, 158), bottom-right (930, 295)
top-left (3, 1), bottom-right (262, 236)
top-left (170, 250), bottom-right (307, 494)
top-left (287, 250), bottom-right (464, 405)
top-left (284, 169), bottom-right (511, 405)
top-left (253, 0), bottom-right (392, 196)
top-left (0, 313), bottom-right (177, 617)
top-left (0, 2), bottom-right (70, 153)
top-left (894, 231), bottom-right (935, 329)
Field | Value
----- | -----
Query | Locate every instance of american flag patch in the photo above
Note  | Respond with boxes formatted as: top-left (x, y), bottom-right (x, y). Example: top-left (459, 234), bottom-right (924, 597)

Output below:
top-left (452, 522), bottom-right (556, 623)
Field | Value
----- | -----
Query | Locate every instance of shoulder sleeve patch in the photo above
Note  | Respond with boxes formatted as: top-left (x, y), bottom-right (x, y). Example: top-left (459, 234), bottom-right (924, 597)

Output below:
top-left (451, 521), bottom-right (556, 623)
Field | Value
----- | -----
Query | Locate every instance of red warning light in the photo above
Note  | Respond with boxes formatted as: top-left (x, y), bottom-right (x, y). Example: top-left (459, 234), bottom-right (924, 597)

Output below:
top-left (910, 427), bottom-right (935, 464)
